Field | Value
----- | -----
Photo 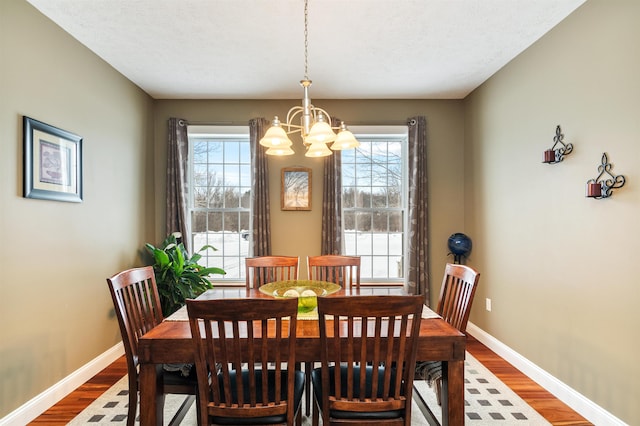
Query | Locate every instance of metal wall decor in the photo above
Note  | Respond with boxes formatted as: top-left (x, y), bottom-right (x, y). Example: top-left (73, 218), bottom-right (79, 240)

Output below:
top-left (586, 153), bottom-right (626, 199)
top-left (542, 125), bottom-right (573, 164)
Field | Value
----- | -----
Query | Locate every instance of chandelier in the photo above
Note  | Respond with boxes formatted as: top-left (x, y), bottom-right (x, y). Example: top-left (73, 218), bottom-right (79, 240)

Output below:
top-left (259, 0), bottom-right (360, 157)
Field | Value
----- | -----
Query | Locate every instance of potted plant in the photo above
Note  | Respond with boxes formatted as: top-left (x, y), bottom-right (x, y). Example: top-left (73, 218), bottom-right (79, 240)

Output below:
top-left (145, 232), bottom-right (225, 316)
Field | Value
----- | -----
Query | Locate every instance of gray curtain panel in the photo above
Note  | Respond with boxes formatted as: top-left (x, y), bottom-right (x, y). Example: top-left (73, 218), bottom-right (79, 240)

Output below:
top-left (321, 150), bottom-right (342, 254)
top-left (166, 117), bottom-right (191, 253)
top-left (405, 116), bottom-right (429, 300)
top-left (321, 117), bottom-right (343, 255)
top-left (249, 118), bottom-right (272, 257)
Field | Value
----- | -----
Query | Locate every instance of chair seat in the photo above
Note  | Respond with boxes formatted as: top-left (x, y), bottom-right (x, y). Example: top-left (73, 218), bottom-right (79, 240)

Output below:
top-left (415, 360), bottom-right (442, 385)
top-left (212, 369), bottom-right (305, 425)
top-left (161, 364), bottom-right (199, 387)
top-left (311, 365), bottom-right (403, 420)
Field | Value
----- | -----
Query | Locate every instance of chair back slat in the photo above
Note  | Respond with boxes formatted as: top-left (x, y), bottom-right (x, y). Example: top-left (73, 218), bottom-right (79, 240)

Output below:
top-left (316, 295), bottom-right (423, 425)
top-left (245, 256), bottom-right (299, 289)
top-left (307, 255), bottom-right (361, 289)
top-left (107, 266), bottom-right (198, 425)
top-left (436, 263), bottom-right (480, 332)
top-left (107, 267), bottom-right (163, 365)
top-left (187, 297), bottom-right (299, 425)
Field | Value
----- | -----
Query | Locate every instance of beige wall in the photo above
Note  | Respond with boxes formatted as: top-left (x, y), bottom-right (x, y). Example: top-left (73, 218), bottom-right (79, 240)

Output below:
top-left (153, 100), bottom-right (465, 281)
top-left (0, 0), bottom-right (154, 417)
top-left (14, 0), bottom-right (637, 422)
top-left (464, 0), bottom-right (639, 423)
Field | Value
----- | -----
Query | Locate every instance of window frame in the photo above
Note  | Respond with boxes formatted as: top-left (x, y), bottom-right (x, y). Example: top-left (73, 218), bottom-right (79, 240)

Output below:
top-left (186, 125), bottom-right (251, 284)
top-left (342, 125), bottom-right (409, 284)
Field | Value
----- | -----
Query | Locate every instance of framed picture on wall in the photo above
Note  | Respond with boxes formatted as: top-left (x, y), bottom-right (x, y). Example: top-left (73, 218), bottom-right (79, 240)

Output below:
top-left (281, 167), bottom-right (311, 211)
top-left (23, 116), bottom-right (83, 203)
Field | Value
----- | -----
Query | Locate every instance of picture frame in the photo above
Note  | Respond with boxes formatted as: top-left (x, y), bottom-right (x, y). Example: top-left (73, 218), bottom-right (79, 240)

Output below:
top-left (23, 116), bottom-right (83, 203)
top-left (281, 167), bottom-right (311, 211)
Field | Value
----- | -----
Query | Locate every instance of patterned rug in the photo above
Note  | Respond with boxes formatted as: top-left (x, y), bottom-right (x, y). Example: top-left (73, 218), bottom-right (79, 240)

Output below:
top-left (414, 353), bottom-right (550, 425)
top-left (70, 353), bottom-right (549, 425)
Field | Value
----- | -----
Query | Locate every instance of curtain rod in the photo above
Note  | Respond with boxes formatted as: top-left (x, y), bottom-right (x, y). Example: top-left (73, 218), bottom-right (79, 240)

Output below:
top-left (185, 120), bottom-right (411, 126)
top-left (346, 120), bottom-right (411, 126)
top-left (185, 120), bottom-right (247, 126)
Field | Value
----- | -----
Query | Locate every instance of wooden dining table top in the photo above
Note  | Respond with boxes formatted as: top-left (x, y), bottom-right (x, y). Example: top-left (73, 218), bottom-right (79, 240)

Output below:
top-left (137, 285), bottom-right (466, 426)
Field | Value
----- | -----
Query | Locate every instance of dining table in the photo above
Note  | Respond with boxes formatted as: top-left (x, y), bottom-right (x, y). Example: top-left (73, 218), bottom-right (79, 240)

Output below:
top-left (137, 285), bottom-right (466, 426)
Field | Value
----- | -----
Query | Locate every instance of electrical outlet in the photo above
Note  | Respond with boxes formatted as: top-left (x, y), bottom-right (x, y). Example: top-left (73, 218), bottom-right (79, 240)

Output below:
top-left (485, 298), bottom-right (492, 312)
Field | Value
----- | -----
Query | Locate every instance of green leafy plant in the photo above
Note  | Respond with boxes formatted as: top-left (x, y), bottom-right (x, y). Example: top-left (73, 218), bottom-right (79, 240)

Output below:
top-left (145, 233), bottom-right (225, 316)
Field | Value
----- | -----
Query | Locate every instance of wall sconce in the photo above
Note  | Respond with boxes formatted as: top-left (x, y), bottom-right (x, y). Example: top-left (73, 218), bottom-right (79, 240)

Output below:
top-left (586, 153), bottom-right (626, 199)
top-left (542, 125), bottom-right (573, 164)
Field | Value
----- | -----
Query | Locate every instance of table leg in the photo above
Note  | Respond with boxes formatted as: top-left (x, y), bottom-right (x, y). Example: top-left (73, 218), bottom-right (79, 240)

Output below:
top-left (139, 363), bottom-right (165, 425)
top-left (442, 359), bottom-right (464, 426)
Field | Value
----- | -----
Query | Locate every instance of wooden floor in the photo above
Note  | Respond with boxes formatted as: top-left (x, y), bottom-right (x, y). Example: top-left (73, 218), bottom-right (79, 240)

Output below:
top-left (30, 335), bottom-right (592, 425)
top-left (466, 336), bottom-right (592, 426)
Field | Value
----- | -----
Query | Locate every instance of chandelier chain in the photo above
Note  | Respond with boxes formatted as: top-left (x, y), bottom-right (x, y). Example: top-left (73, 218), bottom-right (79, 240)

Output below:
top-left (304, 0), bottom-right (309, 81)
top-left (258, 0), bottom-right (359, 156)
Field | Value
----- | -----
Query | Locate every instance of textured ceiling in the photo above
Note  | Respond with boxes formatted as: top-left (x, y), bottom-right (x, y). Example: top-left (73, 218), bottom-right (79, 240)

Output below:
top-left (25, 0), bottom-right (586, 100)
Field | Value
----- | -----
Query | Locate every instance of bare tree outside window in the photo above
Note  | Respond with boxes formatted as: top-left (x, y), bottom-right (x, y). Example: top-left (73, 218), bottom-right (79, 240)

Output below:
top-left (342, 137), bottom-right (406, 281)
top-left (188, 131), bottom-right (251, 281)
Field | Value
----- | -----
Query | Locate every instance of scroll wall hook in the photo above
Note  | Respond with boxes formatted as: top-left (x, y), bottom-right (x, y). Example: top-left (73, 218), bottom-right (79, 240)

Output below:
top-left (543, 125), bottom-right (573, 164)
top-left (586, 152), bottom-right (626, 199)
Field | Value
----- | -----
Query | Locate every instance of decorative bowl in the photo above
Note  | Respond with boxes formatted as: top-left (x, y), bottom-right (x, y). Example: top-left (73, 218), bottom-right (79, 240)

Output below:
top-left (259, 280), bottom-right (341, 313)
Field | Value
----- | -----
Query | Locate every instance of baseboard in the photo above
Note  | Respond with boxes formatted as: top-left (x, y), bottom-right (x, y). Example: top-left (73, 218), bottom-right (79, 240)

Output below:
top-left (467, 322), bottom-right (627, 426)
top-left (0, 342), bottom-right (124, 426)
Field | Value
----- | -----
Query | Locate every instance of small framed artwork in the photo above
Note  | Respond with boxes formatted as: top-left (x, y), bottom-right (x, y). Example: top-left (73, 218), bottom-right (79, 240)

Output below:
top-left (281, 167), bottom-right (311, 211)
top-left (23, 116), bottom-right (83, 203)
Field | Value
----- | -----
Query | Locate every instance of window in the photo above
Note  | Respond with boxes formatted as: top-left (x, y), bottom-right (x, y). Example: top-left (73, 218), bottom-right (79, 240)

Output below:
top-left (187, 126), bottom-right (250, 281)
top-left (342, 126), bottom-right (408, 282)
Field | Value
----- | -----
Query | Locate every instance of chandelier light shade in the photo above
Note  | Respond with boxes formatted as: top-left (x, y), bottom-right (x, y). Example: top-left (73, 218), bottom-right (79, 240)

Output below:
top-left (306, 141), bottom-right (333, 157)
top-left (305, 113), bottom-right (336, 144)
top-left (259, 0), bottom-right (359, 157)
top-left (259, 116), bottom-right (294, 155)
top-left (266, 144), bottom-right (295, 156)
top-left (331, 122), bottom-right (360, 150)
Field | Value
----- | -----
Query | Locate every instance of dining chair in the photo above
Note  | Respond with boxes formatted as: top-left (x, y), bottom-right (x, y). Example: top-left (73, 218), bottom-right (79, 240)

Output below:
top-left (311, 295), bottom-right (423, 426)
top-left (186, 297), bottom-right (305, 426)
top-left (245, 255), bottom-right (299, 289)
top-left (415, 263), bottom-right (480, 405)
top-left (106, 266), bottom-right (198, 426)
top-left (303, 255), bottom-right (361, 416)
top-left (307, 255), bottom-right (361, 289)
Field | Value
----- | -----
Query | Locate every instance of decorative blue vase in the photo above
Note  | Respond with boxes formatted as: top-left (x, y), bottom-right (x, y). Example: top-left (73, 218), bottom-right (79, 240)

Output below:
top-left (447, 233), bottom-right (472, 264)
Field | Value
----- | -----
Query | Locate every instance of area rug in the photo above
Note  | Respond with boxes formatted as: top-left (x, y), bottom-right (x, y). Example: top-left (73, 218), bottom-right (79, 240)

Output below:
top-left (70, 353), bottom-right (549, 425)
top-left (413, 352), bottom-right (551, 425)
top-left (67, 377), bottom-right (197, 425)
top-left (68, 376), bottom-right (425, 425)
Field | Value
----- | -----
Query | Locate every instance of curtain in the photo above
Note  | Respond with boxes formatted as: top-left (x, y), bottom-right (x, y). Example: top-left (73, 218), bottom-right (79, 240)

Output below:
top-left (249, 118), bottom-right (272, 256)
top-left (166, 117), bottom-right (191, 253)
top-left (405, 116), bottom-right (429, 301)
top-left (321, 117), bottom-right (343, 255)
top-left (321, 151), bottom-right (342, 254)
